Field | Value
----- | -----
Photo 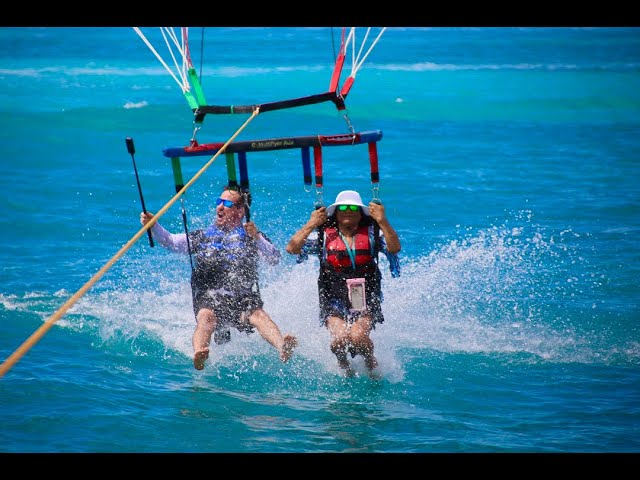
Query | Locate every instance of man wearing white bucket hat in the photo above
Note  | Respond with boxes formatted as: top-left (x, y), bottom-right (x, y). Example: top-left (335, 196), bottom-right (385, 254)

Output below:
top-left (286, 190), bottom-right (401, 377)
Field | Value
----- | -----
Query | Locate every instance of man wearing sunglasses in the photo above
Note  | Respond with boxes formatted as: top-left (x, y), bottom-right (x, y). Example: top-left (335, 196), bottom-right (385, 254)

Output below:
top-left (140, 185), bottom-right (297, 370)
top-left (286, 190), bottom-right (400, 377)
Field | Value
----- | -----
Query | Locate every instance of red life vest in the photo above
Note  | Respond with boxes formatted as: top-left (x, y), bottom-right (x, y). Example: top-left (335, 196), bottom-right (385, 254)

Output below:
top-left (323, 226), bottom-right (375, 270)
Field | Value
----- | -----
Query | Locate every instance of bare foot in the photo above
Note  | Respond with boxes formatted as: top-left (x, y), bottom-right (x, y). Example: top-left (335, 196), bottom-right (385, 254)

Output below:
top-left (193, 349), bottom-right (209, 370)
top-left (280, 334), bottom-right (298, 363)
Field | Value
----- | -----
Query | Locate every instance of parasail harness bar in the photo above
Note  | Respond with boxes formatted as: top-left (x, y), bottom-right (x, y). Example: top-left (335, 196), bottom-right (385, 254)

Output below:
top-left (163, 130), bottom-right (382, 157)
top-left (164, 129), bottom-right (383, 210)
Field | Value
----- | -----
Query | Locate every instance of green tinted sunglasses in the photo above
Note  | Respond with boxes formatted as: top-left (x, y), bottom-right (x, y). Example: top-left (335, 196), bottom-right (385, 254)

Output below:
top-left (338, 205), bottom-right (360, 212)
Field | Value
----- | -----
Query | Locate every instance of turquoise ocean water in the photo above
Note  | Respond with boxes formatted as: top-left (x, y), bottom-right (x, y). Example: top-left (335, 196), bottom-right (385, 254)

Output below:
top-left (0, 27), bottom-right (639, 455)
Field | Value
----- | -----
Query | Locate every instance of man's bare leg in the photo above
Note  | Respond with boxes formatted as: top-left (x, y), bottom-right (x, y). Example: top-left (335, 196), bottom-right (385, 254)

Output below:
top-left (249, 308), bottom-right (297, 363)
top-left (193, 308), bottom-right (216, 370)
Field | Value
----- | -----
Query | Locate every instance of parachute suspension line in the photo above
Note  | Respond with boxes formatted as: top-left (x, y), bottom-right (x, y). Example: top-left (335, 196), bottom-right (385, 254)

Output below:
top-left (132, 27), bottom-right (207, 123)
top-left (182, 27), bottom-right (206, 94)
top-left (133, 27), bottom-right (190, 93)
top-left (340, 27), bottom-right (386, 97)
top-left (161, 27), bottom-right (192, 77)
top-left (166, 27), bottom-right (208, 120)
top-left (198, 27), bottom-right (205, 81)
top-left (328, 27), bottom-right (385, 135)
top-left (167, 28), bottom-right (201, 89)
top-left (181, 27), bottom-right (192, 68)
top-left (350, 27), bottom-right (381, 73)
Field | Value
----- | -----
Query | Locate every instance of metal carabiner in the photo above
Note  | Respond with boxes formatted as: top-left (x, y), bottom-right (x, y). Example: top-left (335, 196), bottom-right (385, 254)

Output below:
top-left (190, 123), bottom-right (202, 144)
top-left (371, 185), bottom-right (381, 204)
top-left (314, 187), bottom-right (324, 209)
top-left (340, 108), bottom-right (356, 136)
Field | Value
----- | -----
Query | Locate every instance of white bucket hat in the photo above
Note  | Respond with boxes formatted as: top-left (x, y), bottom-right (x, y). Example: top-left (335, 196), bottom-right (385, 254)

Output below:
top-left (326, 190), bottom-right (370, 217)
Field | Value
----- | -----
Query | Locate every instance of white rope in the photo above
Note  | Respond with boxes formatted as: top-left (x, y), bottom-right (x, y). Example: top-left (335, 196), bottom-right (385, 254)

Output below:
top-left (132, 27), bottom-right (190, 94)
top-left (164, 27), bottom-right (193, 91)
top-left (179, 28), bottom-right (191, 88)
top-left (345, 27), bottom-right (386, 79)
top-left (355, 28), bottom-right (386, 73)
top-left (352, 27), bottom-right (370, 74)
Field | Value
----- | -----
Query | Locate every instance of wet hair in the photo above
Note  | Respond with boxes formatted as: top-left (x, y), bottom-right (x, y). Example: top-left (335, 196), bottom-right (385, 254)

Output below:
top-left (223, 184), bottom-right (252, 207)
